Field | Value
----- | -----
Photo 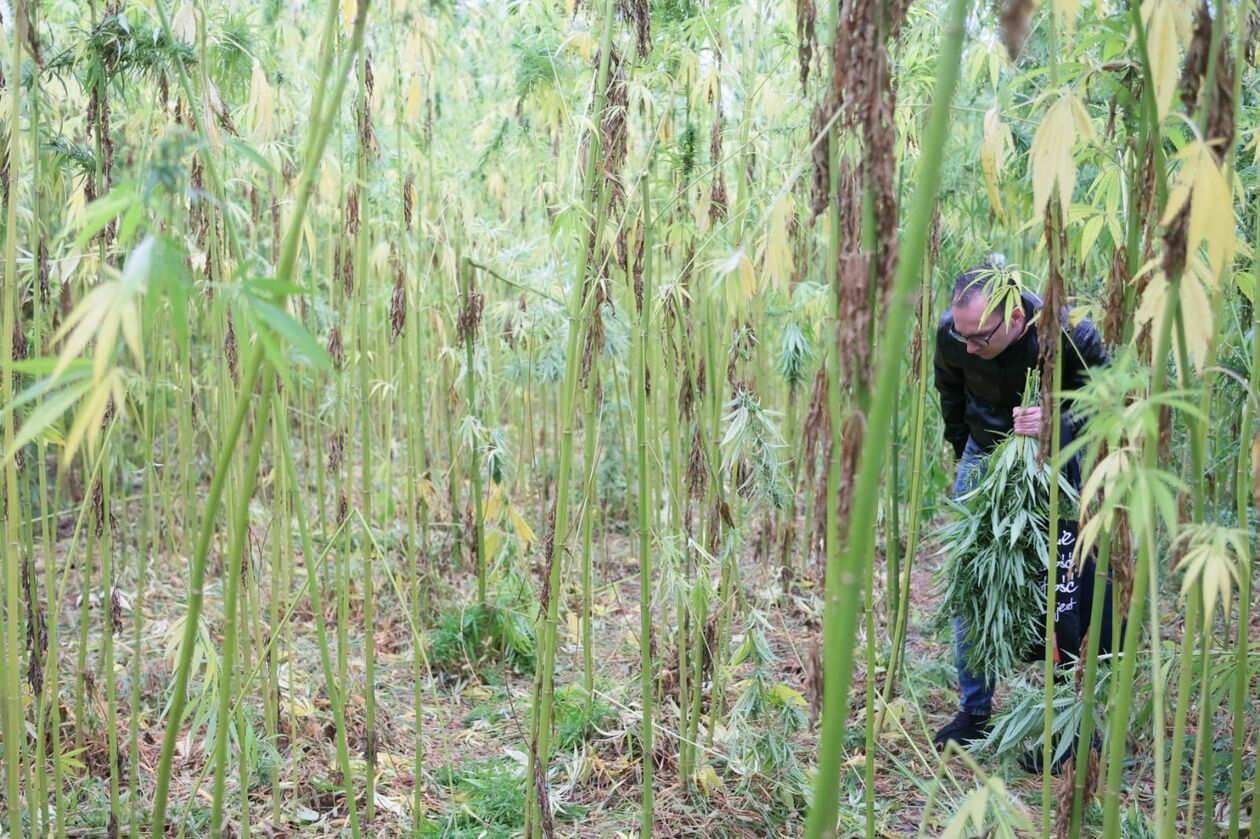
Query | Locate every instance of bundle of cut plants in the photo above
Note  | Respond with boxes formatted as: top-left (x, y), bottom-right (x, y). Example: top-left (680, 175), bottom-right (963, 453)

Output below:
top-left (937, 373), bottom-right (1079, 683)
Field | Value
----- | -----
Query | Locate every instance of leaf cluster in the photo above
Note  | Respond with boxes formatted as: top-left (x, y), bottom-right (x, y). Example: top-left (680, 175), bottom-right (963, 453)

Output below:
top-left (720, 389), bottom-right (790, 510)
top-left (426, 578), bottom-right (537, 675)
top-left (938, 431), bottom-right (1079, 682)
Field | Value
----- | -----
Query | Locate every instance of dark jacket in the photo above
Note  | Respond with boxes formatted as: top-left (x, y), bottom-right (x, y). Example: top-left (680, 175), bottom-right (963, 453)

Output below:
top-left (934, 291), bottom-right (1108, 459)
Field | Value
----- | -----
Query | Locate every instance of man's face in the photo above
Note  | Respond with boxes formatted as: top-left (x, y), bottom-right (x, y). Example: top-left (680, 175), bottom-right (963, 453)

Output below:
top-left (949, 294), bottom-right (1024, 360)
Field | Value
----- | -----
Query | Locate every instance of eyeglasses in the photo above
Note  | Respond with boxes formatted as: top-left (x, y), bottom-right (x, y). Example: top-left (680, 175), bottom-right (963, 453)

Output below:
top-left (948, 319), bottom-right (1004, 348)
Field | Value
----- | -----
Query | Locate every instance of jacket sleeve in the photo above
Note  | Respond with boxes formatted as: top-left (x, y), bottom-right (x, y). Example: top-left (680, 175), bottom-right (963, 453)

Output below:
top-left (933, 332), bottom-right (970, 460)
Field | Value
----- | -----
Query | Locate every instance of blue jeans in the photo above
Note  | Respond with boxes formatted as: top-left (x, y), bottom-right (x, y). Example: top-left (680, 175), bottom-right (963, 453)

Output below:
top-left (953, 438), bottom-right (994, 715)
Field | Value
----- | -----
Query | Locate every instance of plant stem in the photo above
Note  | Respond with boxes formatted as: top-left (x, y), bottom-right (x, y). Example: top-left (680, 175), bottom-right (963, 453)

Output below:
top-left (149, 1), bottom-right (370, 832)
top-left (0, 8), bottom-right (27, 837)
top-left (804, 0), bottom-right (969, 831)
top-left (525, 1), bottom-right (617, 832)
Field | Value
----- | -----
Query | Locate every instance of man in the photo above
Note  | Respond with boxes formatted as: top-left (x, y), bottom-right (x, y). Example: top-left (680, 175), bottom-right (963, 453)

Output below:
top-left (931, 261), bottom-right (1108, 754)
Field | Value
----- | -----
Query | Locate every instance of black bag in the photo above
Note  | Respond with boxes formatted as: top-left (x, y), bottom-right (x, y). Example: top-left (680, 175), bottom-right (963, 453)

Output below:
top-left (1022, 520), bottom-right (1121, 666)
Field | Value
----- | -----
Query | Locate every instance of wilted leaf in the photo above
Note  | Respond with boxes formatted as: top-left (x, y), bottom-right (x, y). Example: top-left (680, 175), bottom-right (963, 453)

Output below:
top-left (695, 764), bottom-right (723, 796)
top-left (981, 107), bottom-right (1011, 224)
top-left (1142, 0), bottom-right (1192, 122)
top-left (1029, 91), bottom-right (1092, 215)
top-left (1162, 140), bottom-right (1235, 277)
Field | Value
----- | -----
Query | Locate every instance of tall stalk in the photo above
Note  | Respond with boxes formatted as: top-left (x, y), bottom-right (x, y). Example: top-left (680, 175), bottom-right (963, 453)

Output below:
top-left (635, 174), bottom-right (656, 835)
top-left (1, 8), bottom-right (29, 837)
top-left (149, 1), bottom-right (371, 833)
top-left (804, 0), bottom-right (969, 832)
top-left (1100, 284), bottom-right (1179, 835)
top-left (525, 1), bottom-right (617, 833)
top-left (210, 375), bottom-right (276, 838)
top-left (460, 258), bottom-right (487, 603)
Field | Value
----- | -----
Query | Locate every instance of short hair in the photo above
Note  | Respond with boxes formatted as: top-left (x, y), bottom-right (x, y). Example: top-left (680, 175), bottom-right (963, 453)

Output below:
top-left (952, 260), bottom-right (1014, 305)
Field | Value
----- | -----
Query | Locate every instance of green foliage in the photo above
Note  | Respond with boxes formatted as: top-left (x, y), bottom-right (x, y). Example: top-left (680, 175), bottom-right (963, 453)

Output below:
top-left (775, 321), bottom-right (815, 389)
top-left (513, 36), bottom-right (562, 102)
top-left (427, 573), bottom-right (537, 675)
top-left (980, 666), bottom-right (1111, 767)
top-left (939, 775), bottom-right (1032, 838)
top-left (56, 8), bottom-right (197, 83)
top-left (550, 683), bottom-right (616, 751)
top-left (428, 759), bottom-right (584, 837)
top-left (429, 761), bottom-right (525, 837)
top-left (721, 389), bottom-right (790, 510)
top-left (937, 380), bottom-right (1079, 681)
top-left (726, 617), bottom-right (810, 809)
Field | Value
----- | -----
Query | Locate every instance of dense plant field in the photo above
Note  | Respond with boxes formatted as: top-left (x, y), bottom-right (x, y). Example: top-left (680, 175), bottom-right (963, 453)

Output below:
top-left (0, 0), bottom-right (1256, 836)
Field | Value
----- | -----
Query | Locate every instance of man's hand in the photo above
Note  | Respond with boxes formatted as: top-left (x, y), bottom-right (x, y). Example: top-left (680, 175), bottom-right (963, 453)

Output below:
top-left (1012, 406), bottom-right (1042, 437)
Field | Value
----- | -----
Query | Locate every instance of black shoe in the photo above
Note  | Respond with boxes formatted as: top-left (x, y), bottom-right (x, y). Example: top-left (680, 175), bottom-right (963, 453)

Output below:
top-left (1019, 730), bottom-right (1101, 775)
top-left (933, 710), bottom-right (992, 750)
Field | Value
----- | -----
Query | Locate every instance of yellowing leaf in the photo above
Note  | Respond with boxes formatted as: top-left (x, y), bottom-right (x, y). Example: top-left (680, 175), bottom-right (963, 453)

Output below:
top-left (483, 530), bottom-right (501, 560)
top-left (247, 60), bottom-right (274, 143)
top-left (1136, 261), bottom-right (1216, 374)
top-left (341, 0), bottom-right (359, 33)
top-left (1161, 140), bottom-right (1235, 276)
top-left (484, 484), bottom-right (505, 523)
top-left (756, 195), bottom-right (793, 293)
top-left (1079, 213), bottom-right (1106, 258)
top-left (980, 106), bottom-right (1011, 225)
top-left (172, 0), bottom-right (197, 43)
top-left (715, 248), bottom-right (757, 315)
top-left (695, 764), bottom-right (723, 796)
top-left (289, 695), bottom-right (316, 717)
top-left (404, 76), bottom-right (423, 124)
top-left (1251, 428), bottom-right (1260, 512)
top-left (568, 30), bottom-right (595, 62)
top-left (1175, 525), bottom-right (1245, 627)
top-left (1029, 91), bottom-right (1092, 215)
top-left (1054, 0), bottom-right (1082, 33)
top-left (1142, 0), bottom-right (1192, 122)
top-left (1177, 261), bottom-right (1214, 372)
top-left (370, 241), bottom-right (391, 279)
top-left (508, 506), bottom-right (536, 549)
top-left (770, 683), bottom-right (808, 707)
top-left (417, 478), bottom-right (436, 508)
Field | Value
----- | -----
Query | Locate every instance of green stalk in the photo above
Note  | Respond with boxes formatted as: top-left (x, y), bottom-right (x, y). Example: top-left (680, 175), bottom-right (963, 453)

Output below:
top-left (399, 169), bottom-right (427, 839)
top-left (886, 402), bottom-right (900, 629)
top-left (351, 46), bottom-right (378, 825)
top-left (636, 174), bottom-right (656, 836)
top-left (267, 392), bottom-right (286, 824)
top-left (525, 1), bottom-right (617, 832)
top-left (209, 374), bottom-right (275, 838)
top-left (1164, 587), bottom-right (1201, 836)
top-left (25, 6), bottom-right (50, 826)
top-left (102, 456), bottom-right (122, 837)
top-left (863, 535), bottom-right (877, 839)
top-left (275, 394), bottom-right (363, 838)
top-left (1185, 605), bottom-right (1215, 837)
top-left (461, 259), bottom-right (487, 603)
top-left (1101, 280), bottom-right (1179, 835)
top-left (580, 370), bottom-right (598, 695)
top-left (75, 489), bottom-right (95, 755)
top-left (149, 1), bottom-right (370, 832)
top-left (0, 8), bottom-right (28, 835)
top-left (1229, 84), bottom-right (1260, 838)
top-left (880, 252), bottom-right (933, 704)
top-left (804, 0), bottom-right (969, 831)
